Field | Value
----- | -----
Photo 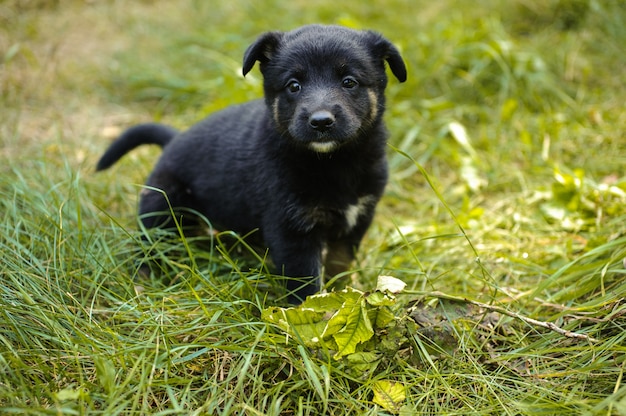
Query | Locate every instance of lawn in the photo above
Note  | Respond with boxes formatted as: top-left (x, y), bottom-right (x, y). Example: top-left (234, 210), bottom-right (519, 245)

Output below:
top-left (1, 0), bottom-right (625, 414)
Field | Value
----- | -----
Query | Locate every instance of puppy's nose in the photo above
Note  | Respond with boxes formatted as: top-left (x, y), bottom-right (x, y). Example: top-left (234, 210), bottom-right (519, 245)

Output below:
top-left (309, 111), bottom-right (335, 132)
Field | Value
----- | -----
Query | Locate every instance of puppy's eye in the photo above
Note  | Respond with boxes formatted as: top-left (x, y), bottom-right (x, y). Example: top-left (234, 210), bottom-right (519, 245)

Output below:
top-left (287, 80), bottom-right (302, 93)
top-left (342, 77), bottom-right (358, 89)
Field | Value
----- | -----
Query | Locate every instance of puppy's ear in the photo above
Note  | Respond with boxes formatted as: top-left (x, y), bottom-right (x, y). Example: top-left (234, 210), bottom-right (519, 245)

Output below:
top-left (368, 32), bottom-right (407, 83)
top-left (242, 31), bottom-right (284, 76)
top-left (384, 44), bottom-right (407, 83)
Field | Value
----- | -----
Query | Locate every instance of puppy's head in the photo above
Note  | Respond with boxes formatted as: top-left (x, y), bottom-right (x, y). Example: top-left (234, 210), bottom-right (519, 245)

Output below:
top-left (243, 25), bottom-right (406, 153)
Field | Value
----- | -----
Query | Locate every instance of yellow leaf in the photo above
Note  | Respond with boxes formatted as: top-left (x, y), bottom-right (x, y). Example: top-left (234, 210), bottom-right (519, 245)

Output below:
top-left (373, 380), bottom-right (406, 414)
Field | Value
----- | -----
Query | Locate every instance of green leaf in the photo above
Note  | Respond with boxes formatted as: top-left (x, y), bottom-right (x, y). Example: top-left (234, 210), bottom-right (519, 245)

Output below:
top-left (346, 352), bottom-right (381, 375)
top-left (302, 287), bottom-right (364, 311)
top-left (262, 286), bottom-right (398, 359)
top-left (94, 356), bottom-right (116, 396)
top-left (55, 387), bottom-right (86, 402)
top-left (500, 98), bottom-right (518, 121)
top-left (324, 297), bottom-right (374, 359)
top-left (365, 291), bottom-right (395, 307)
top-left (368, 305), bottom-right (396, 329)
top-left (261, 306), bottom-right (328, 347)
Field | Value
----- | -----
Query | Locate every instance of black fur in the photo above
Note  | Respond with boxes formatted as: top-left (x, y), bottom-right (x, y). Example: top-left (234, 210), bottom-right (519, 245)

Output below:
top-left (97, 25), bottom-right (406, 303)
top-left (96, 123), bottom-right (178, 171)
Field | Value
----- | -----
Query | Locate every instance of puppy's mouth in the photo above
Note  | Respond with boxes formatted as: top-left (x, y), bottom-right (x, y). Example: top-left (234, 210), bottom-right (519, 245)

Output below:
top-left (308, 140), bottom-right (338, 153)
top-left (304, 122), bottom-right (348, 153)
top-left (307, 129), bottom-right (347, 153)
top-left (288, 109), bottom-right (358, 153)
top-left (291, 129), bottom-right (344, 153)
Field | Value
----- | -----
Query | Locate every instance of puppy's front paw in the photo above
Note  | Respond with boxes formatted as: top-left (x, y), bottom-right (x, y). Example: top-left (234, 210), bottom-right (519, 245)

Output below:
top-left (285, 275), bottom-right (322, 304)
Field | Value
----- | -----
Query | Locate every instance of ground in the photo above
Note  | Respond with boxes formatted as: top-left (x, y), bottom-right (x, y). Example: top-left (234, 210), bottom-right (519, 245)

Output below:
top-left (1, 0), bottom-right (625, 414)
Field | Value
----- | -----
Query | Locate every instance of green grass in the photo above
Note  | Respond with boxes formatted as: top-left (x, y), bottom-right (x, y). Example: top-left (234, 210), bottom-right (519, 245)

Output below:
top-left (1, 0), bottom-right (626, 414)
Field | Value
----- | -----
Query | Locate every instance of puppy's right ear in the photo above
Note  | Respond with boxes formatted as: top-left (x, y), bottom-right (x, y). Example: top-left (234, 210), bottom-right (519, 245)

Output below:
top-left (242, 31), bottom-right (283, 76)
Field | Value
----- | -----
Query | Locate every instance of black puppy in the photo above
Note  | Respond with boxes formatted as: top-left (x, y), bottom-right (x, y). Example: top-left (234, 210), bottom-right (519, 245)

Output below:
top-left (97, 24), bottom-right (406, 302)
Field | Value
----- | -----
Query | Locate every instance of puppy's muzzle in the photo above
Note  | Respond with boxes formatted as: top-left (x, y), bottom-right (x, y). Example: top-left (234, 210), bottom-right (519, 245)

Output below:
top-left (309, 110), bottom-right (335, 132)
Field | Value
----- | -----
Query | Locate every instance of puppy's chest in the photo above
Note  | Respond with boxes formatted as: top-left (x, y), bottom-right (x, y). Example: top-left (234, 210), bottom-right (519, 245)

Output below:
top-left (288, 195), bottom-right (377, 235)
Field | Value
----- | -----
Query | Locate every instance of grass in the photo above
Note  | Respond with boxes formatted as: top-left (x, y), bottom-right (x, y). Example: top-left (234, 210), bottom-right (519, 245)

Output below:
top-left (1, 0), bottom-right (626, 414)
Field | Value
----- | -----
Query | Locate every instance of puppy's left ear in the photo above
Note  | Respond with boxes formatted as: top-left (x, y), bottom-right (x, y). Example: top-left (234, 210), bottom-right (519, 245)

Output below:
top-left (368, 32), bottom-right (407, 83)
top-left (242, 31), bottom-right (284, 76)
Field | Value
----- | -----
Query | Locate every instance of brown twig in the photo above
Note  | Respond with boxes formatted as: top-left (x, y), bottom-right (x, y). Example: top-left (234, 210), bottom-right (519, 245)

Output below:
top-left (406, 291), bottom-right (599, 343)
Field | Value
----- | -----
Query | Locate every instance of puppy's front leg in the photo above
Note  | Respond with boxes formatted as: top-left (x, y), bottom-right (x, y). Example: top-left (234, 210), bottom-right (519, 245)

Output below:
top-left (324, 240), bottom-right (356, 282)
top-left (265, 229), bottom-right (324, 303)
top-left (324, 207), bottom-right (377, 289)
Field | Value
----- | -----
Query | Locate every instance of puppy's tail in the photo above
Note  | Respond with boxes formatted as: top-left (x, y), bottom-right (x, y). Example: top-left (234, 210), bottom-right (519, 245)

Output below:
top-left (96, 123), bottom-right (178, 171)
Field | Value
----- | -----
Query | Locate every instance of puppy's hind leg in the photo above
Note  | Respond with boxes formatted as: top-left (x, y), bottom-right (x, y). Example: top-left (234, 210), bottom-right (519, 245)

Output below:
top-left (139, 169), bottom-right (192, 230)
top-left (135, 169), bottom-right (195, 279)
